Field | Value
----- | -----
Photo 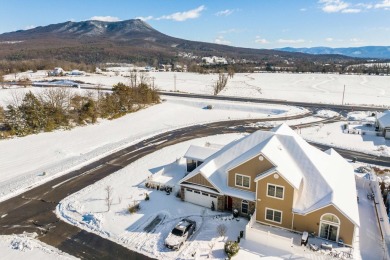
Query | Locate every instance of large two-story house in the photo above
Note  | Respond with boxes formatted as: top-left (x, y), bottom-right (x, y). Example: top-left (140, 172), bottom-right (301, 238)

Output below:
top-left (178, 124), bottom-right (359, 246)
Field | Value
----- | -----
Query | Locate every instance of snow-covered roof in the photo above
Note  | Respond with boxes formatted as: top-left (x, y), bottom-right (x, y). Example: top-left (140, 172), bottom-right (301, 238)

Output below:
top-left (179, 123), bottom-right (359, 227)
top-left (183, 145), bottom-right (220, 161)
top-left (377, 110), bottom-right (390, 128)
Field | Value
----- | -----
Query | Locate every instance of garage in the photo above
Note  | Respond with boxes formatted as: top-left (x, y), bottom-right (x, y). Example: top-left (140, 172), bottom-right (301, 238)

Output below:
top-left (184, 188), bottom-right (218, 209)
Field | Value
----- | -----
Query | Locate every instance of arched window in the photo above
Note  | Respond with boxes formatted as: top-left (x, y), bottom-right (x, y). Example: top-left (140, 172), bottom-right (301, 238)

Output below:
top-left (319, 214), bottom-right (340, 242)
top-left (241, 200), bottom-right (249, 214)
top-left (321, 214), bottom-right (340, 224)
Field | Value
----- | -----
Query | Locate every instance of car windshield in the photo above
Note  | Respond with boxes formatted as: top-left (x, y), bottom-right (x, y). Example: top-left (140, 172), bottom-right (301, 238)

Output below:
top-left (172, 227), bottom-right (184, 236)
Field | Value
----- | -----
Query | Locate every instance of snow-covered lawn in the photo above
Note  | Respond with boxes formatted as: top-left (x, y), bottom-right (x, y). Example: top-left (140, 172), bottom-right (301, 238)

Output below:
top-left (57, 133), bottom-right (384, 259)
top-left (10, 70), bottom-right (390, 107)
top-left (0, 233), bottom-right (77, 260)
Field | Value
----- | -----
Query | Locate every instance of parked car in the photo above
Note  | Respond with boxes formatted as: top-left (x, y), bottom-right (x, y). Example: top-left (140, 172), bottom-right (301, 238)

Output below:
top-left (165, 218), bottom-right (196, 250)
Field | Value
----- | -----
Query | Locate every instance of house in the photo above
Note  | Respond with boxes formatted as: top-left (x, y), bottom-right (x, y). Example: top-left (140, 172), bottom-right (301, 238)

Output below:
top-left (48, 67), bottom-right (64, 76)
top-left (178, 124), bottom-right (359, 246)
top-left (375, 110), bottom-right (390, 139)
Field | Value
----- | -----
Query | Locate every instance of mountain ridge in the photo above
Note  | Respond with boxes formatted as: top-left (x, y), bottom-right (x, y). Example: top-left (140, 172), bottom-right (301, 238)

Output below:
top-left (0, 19), bottom-right (369, 69)
top-left (277, 46), bottom-right (390, 59)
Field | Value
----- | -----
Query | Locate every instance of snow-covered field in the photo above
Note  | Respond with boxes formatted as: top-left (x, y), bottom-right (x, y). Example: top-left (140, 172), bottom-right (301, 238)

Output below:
top-left (8, 70), bottom-right (390, 107)
top-left (0, 233), bottom-right (77, 260)
top-left (57, 133), bottom-right (384, 259)
top-left (0, 95), bottom-right (305, 202)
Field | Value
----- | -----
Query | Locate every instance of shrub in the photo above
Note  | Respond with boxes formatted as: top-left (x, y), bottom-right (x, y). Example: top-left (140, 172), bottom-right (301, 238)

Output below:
top-left (224, 240), bottom-right (239, 259)
top-left (128, 203), bottom-right (140, 214)
top-left (217, 224), bottom-right (227, 237)
top-left (145, 193), bottom-right (150, 201)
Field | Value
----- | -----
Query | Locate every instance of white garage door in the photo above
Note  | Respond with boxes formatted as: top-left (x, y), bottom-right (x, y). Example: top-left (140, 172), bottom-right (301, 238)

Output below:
top-left (185, 188), bottom-right (218, 209)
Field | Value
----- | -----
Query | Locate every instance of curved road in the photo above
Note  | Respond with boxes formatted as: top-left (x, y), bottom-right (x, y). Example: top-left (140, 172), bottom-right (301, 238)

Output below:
top-left (0, 116), bottom-right (389, 259)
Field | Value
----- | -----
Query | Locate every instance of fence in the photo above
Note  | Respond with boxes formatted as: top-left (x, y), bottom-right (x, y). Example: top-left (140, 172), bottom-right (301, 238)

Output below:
top-left (245, 211), bottom-right (294, 245)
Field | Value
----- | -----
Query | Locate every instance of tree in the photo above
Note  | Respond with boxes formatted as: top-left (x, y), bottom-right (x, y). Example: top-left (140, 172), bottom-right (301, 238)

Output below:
top-left (213, 72), bottom-right (228, 95)
top-left (105, 185), bottom-right (113, 212)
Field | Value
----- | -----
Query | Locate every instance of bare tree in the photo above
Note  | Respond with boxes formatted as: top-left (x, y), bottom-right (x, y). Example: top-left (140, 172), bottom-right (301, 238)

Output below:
top-left (213, 72), bottom-right (228, 95)
top-left (105, 185), bottom-right (113, 212)
top-left (216, 224), bottom-right (227, 237)
top-left (39, 87), bottom-right (74, 111)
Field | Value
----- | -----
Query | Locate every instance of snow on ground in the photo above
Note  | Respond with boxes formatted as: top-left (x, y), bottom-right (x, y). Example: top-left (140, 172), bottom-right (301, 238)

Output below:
top-left (0, 233), bottom-right (77, 260)
top-left (315, 109), bottom-right (340, 118)
top-left (300, 112), bottom-right (390, 156)
top-left (0, 95), bottom-right (305, 202)
top-left (17, 71), bottom-right (390, 107)
top-left (57, 134), bottom-right (250, 259)
top-left (301, 121), bottom-right (390, 156)
top-left (57, 133), bottom-right (384, 259)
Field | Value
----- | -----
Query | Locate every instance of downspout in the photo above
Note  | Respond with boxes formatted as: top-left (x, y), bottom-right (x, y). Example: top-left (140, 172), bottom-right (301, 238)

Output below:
top-left (292, 212), bottom-right (295, 230)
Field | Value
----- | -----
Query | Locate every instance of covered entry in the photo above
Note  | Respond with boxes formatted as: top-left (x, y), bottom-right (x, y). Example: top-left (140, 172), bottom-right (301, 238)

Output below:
top-left (184, 188), bottom-right (218, 209)
top-left (319, 214), bottom-right (340, 241)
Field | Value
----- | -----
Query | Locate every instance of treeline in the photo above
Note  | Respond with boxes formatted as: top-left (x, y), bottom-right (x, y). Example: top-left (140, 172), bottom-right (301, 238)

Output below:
top-left (0, 59), bottom-right (95, 74)
top-left (0, 78), bottom-right (159, 138)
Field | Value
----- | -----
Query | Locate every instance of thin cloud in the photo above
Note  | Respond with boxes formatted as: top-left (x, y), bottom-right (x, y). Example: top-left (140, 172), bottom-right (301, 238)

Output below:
top-left (156, 5), bottom-right (205, 21)
top-left (319, 0), bottom-right (349, 13)
top-left (214, 36), bottom-right (231, 45)
top-left (89, 16), bottom-right (121, 22)
top-left (215, 9), bottom-right (236, 16)
top-left (300, 8), bottom-right (307, 11)
top-left (342, 8), bottom-right (361, 13)
top-left (255, 36), bottom-right (269, 44)
top-left (325, 37), bottom-right (334, 42)
top-left (24, 25), bottom-right (36, 30)
top-left (277, 39), bottom-right (305, 44)
top-left (136, 16), bottom-right (154, 21)
top-left (375, 0), bottom-right (390, 8)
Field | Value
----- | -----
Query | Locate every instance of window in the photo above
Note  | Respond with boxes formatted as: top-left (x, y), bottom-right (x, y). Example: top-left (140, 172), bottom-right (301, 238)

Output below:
top-left (267, 184), bottom-right (284, 199)
top-left (319, 214), bottom-right (340, 241)
top-left (194, 191), bottom-right (200, 194)
top-left (265, 208), bottom-right (282, 224)
top-left (202, 192), bottom-right (209, 196)
top-left (241, 200), bottom-right (249, 214)
top-left (186, 188), bottom-right (193, 192)
top-left (235, 174), bottom-right (250, 188)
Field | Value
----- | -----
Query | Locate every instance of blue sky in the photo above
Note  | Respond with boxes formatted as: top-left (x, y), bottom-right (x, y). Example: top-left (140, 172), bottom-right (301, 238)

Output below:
top-left (0, 0), bottom-right (389, 49)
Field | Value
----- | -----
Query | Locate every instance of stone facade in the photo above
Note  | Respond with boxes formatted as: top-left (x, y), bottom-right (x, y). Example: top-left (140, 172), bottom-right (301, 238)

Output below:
top-left (231, 197), bottom-right (255, 217)
top-left (217, 195), bottom-right (225, 211)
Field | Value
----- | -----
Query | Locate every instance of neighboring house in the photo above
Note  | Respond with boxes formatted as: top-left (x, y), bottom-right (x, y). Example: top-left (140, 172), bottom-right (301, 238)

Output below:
top-left (179, 124), bottom-right (359, 246)
top-left (376, 110), bottom-right (390, 139)
top-left (48, 67), bottom-right (64, 76)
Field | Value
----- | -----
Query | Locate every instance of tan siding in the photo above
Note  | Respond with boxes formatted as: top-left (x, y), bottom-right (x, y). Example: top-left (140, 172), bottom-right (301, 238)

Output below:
top-left (255, 173), bottom-right (294, 229)
top-left (293, 205), bottom-right (355, 246)
top-left (187, 173), bottom-right (214, 189)
top-left (228, 154), bottom-right (274, 192)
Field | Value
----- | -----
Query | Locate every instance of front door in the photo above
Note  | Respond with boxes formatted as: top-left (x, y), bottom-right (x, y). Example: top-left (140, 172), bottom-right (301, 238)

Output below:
top-left (225, 196), bottom-right (232, 210)
top-left (319, 223), bottom-right (338, 241)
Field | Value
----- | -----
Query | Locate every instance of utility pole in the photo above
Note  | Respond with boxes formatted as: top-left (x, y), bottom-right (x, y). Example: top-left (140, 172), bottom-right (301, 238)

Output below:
top-left (174, 74), bottom-right (177, 92)
top-left (342, 85), bottom-right (346, 105)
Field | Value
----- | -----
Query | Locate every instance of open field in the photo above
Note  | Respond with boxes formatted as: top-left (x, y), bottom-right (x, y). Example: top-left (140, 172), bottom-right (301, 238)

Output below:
top-left (5, 71), bottom-right (389, 107)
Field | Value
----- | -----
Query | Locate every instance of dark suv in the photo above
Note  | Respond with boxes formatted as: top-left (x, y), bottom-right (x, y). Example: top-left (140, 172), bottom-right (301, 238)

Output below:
top-left (165, 219), bottom-right (196, 250)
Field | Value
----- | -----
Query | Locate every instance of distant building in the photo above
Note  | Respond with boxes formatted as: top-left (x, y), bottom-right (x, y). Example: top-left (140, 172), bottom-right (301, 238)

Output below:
top-left (202, 56), bottom-right (228, 65)
top-left (48, 67), bottom-right (64, 76)
top-left (375, 110), bottom-right (390, 139)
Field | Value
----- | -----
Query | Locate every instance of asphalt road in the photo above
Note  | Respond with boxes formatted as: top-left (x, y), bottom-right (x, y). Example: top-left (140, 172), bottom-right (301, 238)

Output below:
top-left (0, 114), bottom-right (389, 259)
top-left (158, 91), bottom-right (386, 113)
